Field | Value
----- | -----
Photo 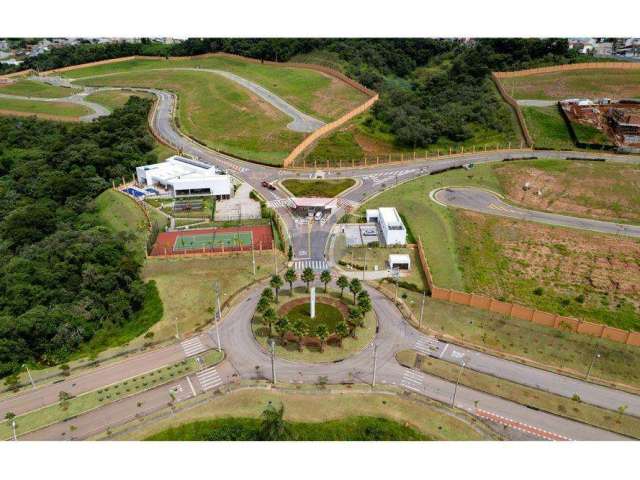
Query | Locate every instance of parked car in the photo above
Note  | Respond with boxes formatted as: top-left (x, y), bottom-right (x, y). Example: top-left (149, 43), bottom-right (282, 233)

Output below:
top-left (261, 181), bottom-right (276, 190)
top-left (314, 210), bottom-right (323, 221)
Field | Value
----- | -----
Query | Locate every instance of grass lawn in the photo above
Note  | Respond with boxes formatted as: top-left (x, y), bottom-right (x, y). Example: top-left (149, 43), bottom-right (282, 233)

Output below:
top-left (522, 105), bottom-right (576, 150)
top-left (252, 286), bottom-right (376, 363)
top-left (399, 351), bottom-right (640, 439)
top-left (0, 353), bottom-right (223, 440)
top-left (493, 159), bottom-right (640, 224)
top-left (77, 69), bottom-right (304, 165)
top-left (144, 252), bottom-right (286, 344)
top-left (64, 56), bottom-right (368, 121)
top-left (285, 302), bottom-right (344, 331)
top-left (281, 178), bottom-right (355, 197)
top-left (0, 97), bottom-right (91, 120)
top-left (0, 79), bottom-right (80, 98)
top-left (119, 388), bottom-right (493, 440)
top-left (85, 89), bottom-right (154, 111)
top-left (147, 415), bottom-right (425, 440)
top-left (390, 287), bottom-right (640, 390)
top-left (504, 68), bottom-right (640, 100)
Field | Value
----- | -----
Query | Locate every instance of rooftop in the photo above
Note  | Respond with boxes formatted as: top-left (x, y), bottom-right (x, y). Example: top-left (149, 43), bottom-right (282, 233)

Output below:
top-left (378, 207), bottom-right (404, 227)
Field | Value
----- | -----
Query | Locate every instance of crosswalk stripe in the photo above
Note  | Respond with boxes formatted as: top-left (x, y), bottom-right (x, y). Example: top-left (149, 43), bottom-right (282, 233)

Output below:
top-left (294, 260), bottom-right (329, 271)
top-left (196, 367), bottom-right (223, 391)
top-left (404, 370), bottom-right (423, 380)
top-left (181, 337), bottom-right (207, 357)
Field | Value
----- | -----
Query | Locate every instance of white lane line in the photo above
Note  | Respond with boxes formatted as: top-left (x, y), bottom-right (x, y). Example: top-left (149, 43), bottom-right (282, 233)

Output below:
top-left (439, 343), bottom-right (450, 359)
top-left (186, 375), bottom-right (197, 397)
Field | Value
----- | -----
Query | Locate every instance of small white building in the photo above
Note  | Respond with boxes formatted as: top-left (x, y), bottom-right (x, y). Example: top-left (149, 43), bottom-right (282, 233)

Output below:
top-left (366, 207), bottom-right (406, 246)
top-left (136, 155), bottom-right (232, 198)
top-left (389, 254), bottom-right (411, 271)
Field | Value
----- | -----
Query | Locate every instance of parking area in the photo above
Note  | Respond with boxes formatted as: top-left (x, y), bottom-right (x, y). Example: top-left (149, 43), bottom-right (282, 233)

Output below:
top-left (340, 223), bottom-right (381, 247)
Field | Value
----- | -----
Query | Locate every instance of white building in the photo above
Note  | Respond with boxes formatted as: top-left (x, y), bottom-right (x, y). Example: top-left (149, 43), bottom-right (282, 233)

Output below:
top-left (136, 155), bottom-right (232, 198)
top-left (366, 207), bottom-right (407, 246)
top-left (389, 254), bottom-right (411, 271)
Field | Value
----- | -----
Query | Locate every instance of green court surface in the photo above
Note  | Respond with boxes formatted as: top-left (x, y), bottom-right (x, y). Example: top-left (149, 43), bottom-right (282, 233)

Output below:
top-left (174, 231), bottom-right (253, 250)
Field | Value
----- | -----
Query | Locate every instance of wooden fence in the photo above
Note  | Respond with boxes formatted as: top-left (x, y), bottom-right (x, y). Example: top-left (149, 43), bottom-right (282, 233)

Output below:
top-left (490, 73), bottom-right (534, 147)
top-left (494, 61), bottom-right (640, 79)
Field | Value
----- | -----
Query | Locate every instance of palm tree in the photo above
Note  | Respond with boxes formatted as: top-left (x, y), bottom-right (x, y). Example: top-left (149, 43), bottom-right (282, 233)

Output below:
top-left (357, 289), bottom-right (370, 302)
top-left (347, 307), bottom-right (364, 338)
top-left (336, 275), bottom-right (349, 298)
top-left (259, 402), bottom-right (289, 441)
top-left (284, 268), bottom-right (297, 296)
top-left (261, 287), bottom-right (274, 303)
top-left (320, 270), bottom-right (332, 293)
top-left (256, 296), bottom-right (270, 316)
top-left (291, 319), bottom-right (307, 351)
top-left (270, 274), bottom-right (283, 302)
top-left (334, 322), bottom-right (349, 347)
top-left (275, 316), bottom-right (290, 345)
top-left (357, 296), bottom-right (372, 315)
top-left (301, 267), bottom-right (315, 292)
top-left (263, 307), bottom-right (277, 337)
top-left (349, 278), bottom-right (362, 304)
top-left (315, 324), bottom-right (330, 353)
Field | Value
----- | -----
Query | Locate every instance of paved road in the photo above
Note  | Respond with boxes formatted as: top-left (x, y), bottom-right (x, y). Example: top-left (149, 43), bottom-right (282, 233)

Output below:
top-left (517, 99), bottom-right (558, 107)
top-left (433, 186), bottom-right (640, 238)
top-left (0, 90), bottom-right (109, 122)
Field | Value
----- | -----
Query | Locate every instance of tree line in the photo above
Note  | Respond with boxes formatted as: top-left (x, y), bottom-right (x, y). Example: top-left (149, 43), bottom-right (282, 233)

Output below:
top-left (0, 97), bottom-right (160, 378)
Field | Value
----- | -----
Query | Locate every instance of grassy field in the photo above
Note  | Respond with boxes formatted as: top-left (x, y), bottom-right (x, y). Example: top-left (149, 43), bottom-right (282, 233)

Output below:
top-left (504, 68), bottom-right (640, 100)
top-left (0, 353), bottom-right (223, 440)
top-left (522, 106), bottom-right (576, 150)
top-left (0, 97), bottom-right (91, 120)
top-left (285, 302), bottom-right (344, 331)
top-left (0, 79), bottom-right (79, 98)
top-left (399, 351), bottom-right (640, 439)
top-left (281, 178), bottom-right (355, 197)
top-left (119, 388), bottom-right (493, 440)
top-left (64, 56), bottom-right (368, 121)
top-left (78, 69), bottom-right (304, 165)
top-left (85, 89), bottom-right (154, 111)
top-left (143, 252), bottom-right (286, 344)
top-left (493, 159), bottom-right (640, 224)
top-left (252, 286), bottom-right (376, 363)
top-left (147, 415), bottom-right (425, 440)
top-left (391, 287), bottom-right (640, 390)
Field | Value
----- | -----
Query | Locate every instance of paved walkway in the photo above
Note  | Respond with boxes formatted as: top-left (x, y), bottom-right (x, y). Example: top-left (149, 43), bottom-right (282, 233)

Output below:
top-left (214, 182), bottom-right (261, 221)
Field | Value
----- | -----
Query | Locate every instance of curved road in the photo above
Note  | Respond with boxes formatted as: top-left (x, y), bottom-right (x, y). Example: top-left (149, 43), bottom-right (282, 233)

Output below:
top-left (433, 187), bottom-right (640, 238)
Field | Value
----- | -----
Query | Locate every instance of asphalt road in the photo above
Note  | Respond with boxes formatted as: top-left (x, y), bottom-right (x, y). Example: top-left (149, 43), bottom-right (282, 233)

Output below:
top-left (433, 187), bottom-right (640, 238)
top-left (0, 90), bottom-right (109, 122)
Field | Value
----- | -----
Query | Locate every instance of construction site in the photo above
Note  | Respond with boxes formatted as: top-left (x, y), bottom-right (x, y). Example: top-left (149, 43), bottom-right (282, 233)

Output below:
top-left (560, 98), bottom-right (640, 149)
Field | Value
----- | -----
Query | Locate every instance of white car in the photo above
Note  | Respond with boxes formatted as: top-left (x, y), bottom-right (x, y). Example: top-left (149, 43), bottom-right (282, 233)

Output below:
top-left (314, 211), bottom-right (323, 221)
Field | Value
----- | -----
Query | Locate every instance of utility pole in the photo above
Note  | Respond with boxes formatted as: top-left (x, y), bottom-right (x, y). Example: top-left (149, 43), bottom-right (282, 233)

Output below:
top-left (251, 242), bottom-right (256, 279)
top-left (362, 248), bottom-right (368, 280)
top-left (419, 290), bottom-right (426, 330)
top-left (372, 343), bottom-right (378, 387)
top-left (393, 268), bottom-right (400, 303)
top-left (12, 420), bottom-right (17, 441)
top-left (214, 282), bottom-right (222, 352)
top-left (586, 349), bottom-right (601, 381)
top-left (272, 238), bottom-right (278, 276)
top-left (270, 339), bottom-right (277, 384)
top-left (451, 360), bottom-right (466, 408)
top-left (23, 364), bottom-right (35, 390)
top-left (174, 316), bottom-right (180, 340)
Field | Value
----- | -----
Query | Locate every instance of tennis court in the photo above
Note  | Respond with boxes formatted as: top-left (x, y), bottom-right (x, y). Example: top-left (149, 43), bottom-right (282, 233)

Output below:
top-left (174, 231), bottom-right (253, 250)
top-left (150, 225), bottom-right (274, 257)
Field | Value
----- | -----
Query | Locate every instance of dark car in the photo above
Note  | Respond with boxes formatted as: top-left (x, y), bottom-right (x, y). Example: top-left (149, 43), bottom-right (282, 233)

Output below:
top-left (261, 181), bottom-right (276, 190)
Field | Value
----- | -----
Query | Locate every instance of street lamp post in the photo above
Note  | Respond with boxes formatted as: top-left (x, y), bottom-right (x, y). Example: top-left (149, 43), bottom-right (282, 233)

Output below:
top-left (363, 248), bottom-right (368, 281)
top-left (270, 339), bottom-right (277, 384)
top-left (12, 420), bottom-right (17, 441)
top-left (586, 350), bottom-right (601, 381)
top-left (174, 316), bottom-right (180, 340)
top-left (419, 289), bottom-right (426, 330)
top-left (23, 364), bottom-right (35, 390)
top-left (372, 343), bottom-right (378, 387)
top-left (451, 360), bottom-right (467, 408)
top-left (393, 268), bottom-right (400, 303)
top-left (214, 282), bottom-right (223, 352)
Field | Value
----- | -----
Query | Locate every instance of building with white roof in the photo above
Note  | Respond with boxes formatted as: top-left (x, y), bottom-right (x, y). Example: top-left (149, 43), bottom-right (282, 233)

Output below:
top-left (136, 155), bottom-right (232, 198)
top-left (388, 254), bottom-right (411, 271)
top-left (366, 207), bottom-right (406, 246)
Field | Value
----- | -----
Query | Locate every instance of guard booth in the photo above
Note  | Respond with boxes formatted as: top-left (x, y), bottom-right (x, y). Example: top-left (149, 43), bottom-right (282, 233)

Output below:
top-left (388, 254), bottom-right (411, 270)
top-left (292, 197), bottom-right (338, 218)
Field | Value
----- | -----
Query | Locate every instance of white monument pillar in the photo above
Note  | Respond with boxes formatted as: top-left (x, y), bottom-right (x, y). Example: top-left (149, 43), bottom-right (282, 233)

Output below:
top-left (310, 287), bottom-right (316, 319)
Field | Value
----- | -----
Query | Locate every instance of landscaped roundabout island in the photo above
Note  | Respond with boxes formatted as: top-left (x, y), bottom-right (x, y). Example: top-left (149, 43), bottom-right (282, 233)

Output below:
top-left (251, 271), bottom-right (376, 362)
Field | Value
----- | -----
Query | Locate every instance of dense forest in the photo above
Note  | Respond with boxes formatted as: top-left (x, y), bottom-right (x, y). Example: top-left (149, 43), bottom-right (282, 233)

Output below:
top-left (1, 38), bottom-right (586, 148)
top-left (0, 97), bottom-right (159, 377)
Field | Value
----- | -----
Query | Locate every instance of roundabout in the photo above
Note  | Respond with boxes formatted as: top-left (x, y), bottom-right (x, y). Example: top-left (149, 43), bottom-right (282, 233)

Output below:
top-left (251, 287), bottom-right (377, 363)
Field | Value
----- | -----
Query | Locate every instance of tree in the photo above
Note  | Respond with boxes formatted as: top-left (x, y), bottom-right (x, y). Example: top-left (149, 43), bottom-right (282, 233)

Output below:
top-left (315, 324), bottom-right (330, 352)
top-left (259, 402), bottom-right (289, 441)
top-left (270, 275), bottom-right (283, 302)
top-left (275, 316), bottom-right (290, 345)
top-left (320, 270), bottom-right (332, 293)
top-left (4, 412), bottom-right (15, 421)
top-left (291, 319), bottom-right (307, 351)
top-left (287, 245), bottom-right (293, 261)
top-left (349, 278), bottom-right (362, 304)
top-left (337, 275), bottom-right (349, 298)
top-left (334, 322), bottom-right (350, 347)
top-left (263, 307), bottom-right (277, 338)
top-left (357, 289), bottom-right (370, 301)
top-left (261, 287), bottom-right (274, 303)
top-left (284, 268), bottom-right (297, 296)
top-left (348, 307), bottom-right (364, 338)
top-left (256, 296), bottom-right (270, 316)
top-left (301, 267), bottom-right (315, 292)
top-left (358, 296), bottom-right (372, 315)
top-left (58, 391), bottom-right (73, 411)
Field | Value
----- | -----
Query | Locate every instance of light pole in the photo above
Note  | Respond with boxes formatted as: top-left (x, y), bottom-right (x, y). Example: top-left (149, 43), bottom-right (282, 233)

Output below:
top-left (23, 364), bottom-right (35, 390)
top-left (12, 420), bottom-right (17, 441)
top-left (451, 360), bottom-right (467, 408)
top-left (372, 343), bottom-right (378, 387)
top-left (362, 248), bottom-right (368, 280)
top-left (251, 242), bottom-right (256, 279)
top-left (270, 339), bottom-right (277, 384)
top-left (393, 268), bottom-right (400, 303)
top-left (174, 316), bottom-right (180, 340)
top-left (214, 282), bottom-right (223, 352)
top-left (419, 290), bottom-right (426, 330)
top-left (586, 350), bottom-right (601, 381)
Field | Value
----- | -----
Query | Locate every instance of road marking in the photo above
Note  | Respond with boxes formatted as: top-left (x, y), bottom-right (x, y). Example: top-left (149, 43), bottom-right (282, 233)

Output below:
top-left (186, 375), bottom-right (197, 397)
top-left (196, 366), bottom-right (223, 392)
top-left (294, 259), bottom-right (329, 271)
top-left (475, 408), bottom-right (571, 441)
top-left (181, 337), bottom-right (207, 357)
top-left (401, 370), bottom-right (424, 392)
top-left (414, 335), bottom-right (439, 355)
top-left (439, 343), bottom-right (450, 359)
